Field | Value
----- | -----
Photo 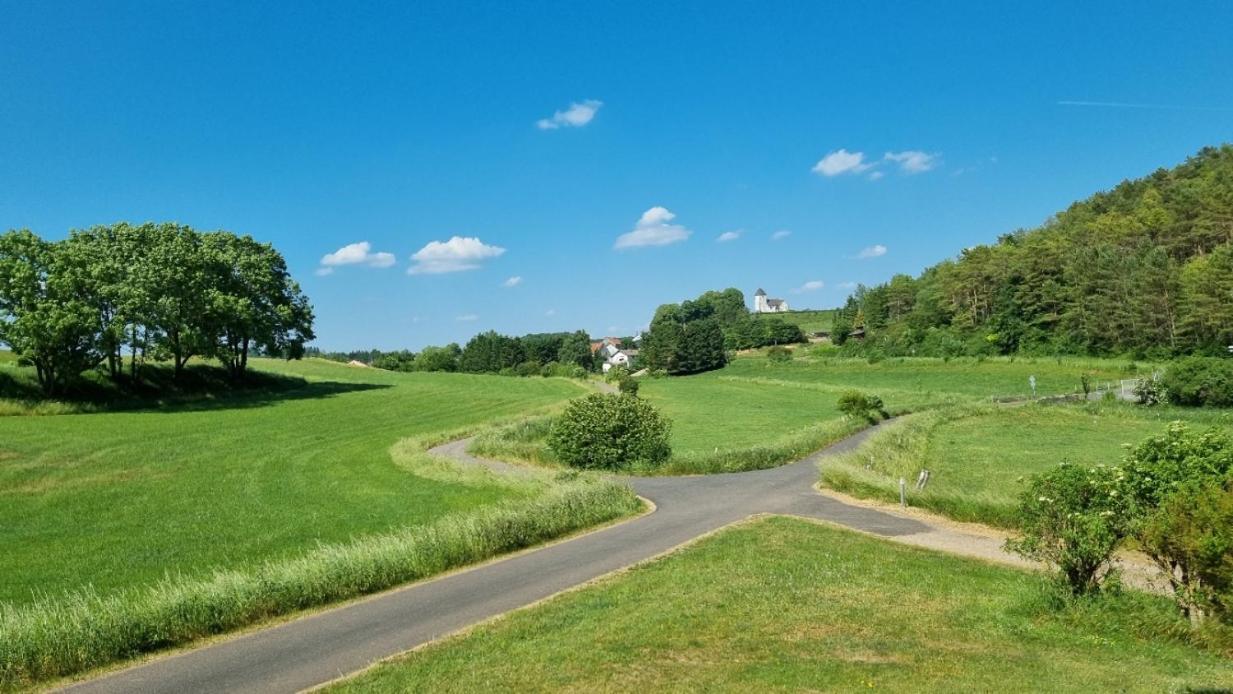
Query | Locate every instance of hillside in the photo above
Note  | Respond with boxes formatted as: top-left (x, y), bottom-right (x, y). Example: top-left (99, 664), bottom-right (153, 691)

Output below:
top-left (837, 144), bottom-right (1233, 358)
top-left (755, 309), bottom-right (836, 335)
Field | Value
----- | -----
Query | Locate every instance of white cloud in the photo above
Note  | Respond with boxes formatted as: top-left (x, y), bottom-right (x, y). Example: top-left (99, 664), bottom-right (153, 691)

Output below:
top-left (812, 149), bottom-right (872, 177)
top-left (857, 244), bottom-right (888, 259)
top-left (503, 275), bottom-right (523, 287)
top-left (792, 280), bottom-right (825, 293)
top-left (408, 236), bottom-right (506, 274)
top-left (837, 281), bottom-right (858, 289)
top-left (771, 230), bottom-right (792, 241)
top-left (614, 206), bottom-right (692, 250)
top-left (318, 241), bottom-right (397, 272)
top-left (885, 150), bottom-right (939, 174)
top-left (716, 230), bottom-right (741, 243)
top-left (536, 99), bottom-right (603, 130)
top-left (456, 314), bottom-right (478, 322)
top-left (868, 170), bottom-right (885, 181)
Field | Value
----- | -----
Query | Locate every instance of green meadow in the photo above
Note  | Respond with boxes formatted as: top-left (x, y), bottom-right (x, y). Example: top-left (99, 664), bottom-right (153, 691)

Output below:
top-left (757, 308), bottom-right (836, 334)
top-left (0, 358), bottom-right (587, 604)
top-left (332, 516), bottom-right (1233, 693)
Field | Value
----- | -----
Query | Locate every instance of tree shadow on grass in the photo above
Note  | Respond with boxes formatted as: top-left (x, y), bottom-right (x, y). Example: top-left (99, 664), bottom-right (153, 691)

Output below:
top-left (0, 363), bottom-right (391, 415)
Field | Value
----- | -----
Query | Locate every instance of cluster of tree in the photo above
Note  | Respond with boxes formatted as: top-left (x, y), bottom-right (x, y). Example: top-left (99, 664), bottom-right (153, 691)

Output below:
top-left (1009, 423), bottom-right (1233, 628)
top-left (0, 224), bottom-right (314, 395)
top-left (641, 288), bottom-right (805, 375)
top-left (330, 330), bottom-right (600, 377)
top-left (833, 145), bottom-right (1233, 359)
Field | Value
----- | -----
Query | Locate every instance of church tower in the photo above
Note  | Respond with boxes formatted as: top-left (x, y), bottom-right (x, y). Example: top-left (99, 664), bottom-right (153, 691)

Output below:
top-left (754, 288), bottom-right (768, 313)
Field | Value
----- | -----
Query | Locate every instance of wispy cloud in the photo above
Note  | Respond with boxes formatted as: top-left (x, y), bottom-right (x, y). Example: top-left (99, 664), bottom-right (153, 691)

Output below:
top-left (318, 241), bottom-right (396, 275)
top-left (792, 280), bottom-right (825, 293)
top-left (545, 308), bottom-right (557, 317)
top-left (771, 230), bottom-right (792, 241)
top-left (716, 230), bottom-right (742, 243)
top-left (856, 244), bottom-right (887, 259)
top-left (1057, 100), bottom-right (1233, 112)
top-left (812, 149), bottom-right (872, 177)
top-left (503, 275), bottom-right (523, 287)
top-left (456, 314), bottom-right (478, 322)
top-left (837, 281), bottom-right (858, 289)
top-left (537, 99), bottom-right (603, 130)
top-left (614, 206), bottom-right (692, 250)
top-left (884, 150), bottom-right (939, 174)
top-left (408, 236), bottom-right (505, 274)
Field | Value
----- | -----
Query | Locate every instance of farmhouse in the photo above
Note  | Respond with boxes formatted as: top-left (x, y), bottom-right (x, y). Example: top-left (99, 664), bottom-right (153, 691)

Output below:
top-left (753, 288), bottom-right (789, 313)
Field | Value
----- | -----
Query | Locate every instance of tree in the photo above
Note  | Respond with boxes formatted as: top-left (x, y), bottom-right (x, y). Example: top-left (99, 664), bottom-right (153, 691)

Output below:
top-left (556, 330), bottom-right (593, 370)
top-left (144, 223), bottom-right (215, 379)
top-left (675, 318), bottom-right (726, 374)
top-left (547, 394), bottom-right (671, 470)
top-left (459, 331), bottom-right (526, 373)
top-left (0, 230), bottom-right (103, 395)
top-left (415, 344), bottom-right (461, 372)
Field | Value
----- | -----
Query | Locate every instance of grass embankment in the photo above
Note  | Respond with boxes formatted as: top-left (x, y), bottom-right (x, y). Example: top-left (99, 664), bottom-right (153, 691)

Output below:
top-left (0, 358), bottom-right (589, 602)
top-left (472, 372), bottom-right (867, 474)
top-left (758, 308), bottom-right (835, 334)
top-left (822, 401), bottom-right (1233, 527)
top-left (0, 475), bottom-right (640, 689)
top-left (331, 517), bottom-right (1233, 693)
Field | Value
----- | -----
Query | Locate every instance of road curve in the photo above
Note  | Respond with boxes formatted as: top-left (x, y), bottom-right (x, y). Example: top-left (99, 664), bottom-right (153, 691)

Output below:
top-left (66, 423), bottom-right (928, 694)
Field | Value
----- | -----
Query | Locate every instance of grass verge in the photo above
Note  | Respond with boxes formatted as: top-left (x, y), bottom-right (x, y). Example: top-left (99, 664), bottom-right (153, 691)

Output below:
top-left (328, 516), bottom-right (1233, 692)
top-left (0, 473), bottom-right (640, 689)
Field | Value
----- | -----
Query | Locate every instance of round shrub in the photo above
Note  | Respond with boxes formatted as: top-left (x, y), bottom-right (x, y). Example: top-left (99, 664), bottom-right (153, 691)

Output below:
top-left (836, 390), bottom-right (889, 424)
top-left (617, 375), bottom-right (639, 396)
top-left (766, 345), bottom-right (793, 363)
top-left (1161, 357), bottom-right (1233, 407)
top-left (547, 394), bottom-right (671, 471)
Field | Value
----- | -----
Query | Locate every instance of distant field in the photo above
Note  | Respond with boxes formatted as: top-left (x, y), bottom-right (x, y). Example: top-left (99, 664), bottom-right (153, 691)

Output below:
top-left (332, 517), bottom-right (1233, 693)
top-left (823, 401), bottom-right (1233, 526)
top-left (0, 358), bottom-right (585, 604)
top-left (723, 354), bottom-right (1142, 409)
top-left (756, 308), bottom-right (835, 334)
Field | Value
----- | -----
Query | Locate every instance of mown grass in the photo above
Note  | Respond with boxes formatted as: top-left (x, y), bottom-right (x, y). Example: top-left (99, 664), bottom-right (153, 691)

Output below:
top-left (756, 308), bottom-right (836, 334)
top-left (471, 372), bottom-right (867, 475)
top-left (0, 358), bottom-right (588, 604)
top-left (330, 516), bottom-right (1233, 693)
top-left (725, 354), bottom-right (1144, 406)
top-left (0, 475), bottom-right (641, 689)
top-left (822, 401), bottom-right (1233, 527)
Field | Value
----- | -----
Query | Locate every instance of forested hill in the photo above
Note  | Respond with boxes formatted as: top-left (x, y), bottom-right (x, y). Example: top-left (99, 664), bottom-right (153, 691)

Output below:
top-left (836, 144), bottom-right (1233, 358)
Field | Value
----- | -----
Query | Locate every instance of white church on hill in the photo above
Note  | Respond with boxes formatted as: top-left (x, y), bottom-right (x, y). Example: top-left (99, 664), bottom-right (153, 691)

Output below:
top-left (753, 288), bottom-right (789, 313)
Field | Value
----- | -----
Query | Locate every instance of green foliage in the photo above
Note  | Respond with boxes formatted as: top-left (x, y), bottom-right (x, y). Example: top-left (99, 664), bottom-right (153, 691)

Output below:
top-left (556, 330), bottom-right (593, 370)
top-left (1135, 373), bottom-right (1166, 405)
top-left (617, 374), bottom-right (639, 396)
top-left (836, 389), bottom-right (888, 423)
top-left (547, 394), bottom-right (671, 471)
top-left (725, 315), bottom-right (806, 350)
top-left (1138, 479), bottom-right (1233, 625)
top-left (765, 345), bottom-right (793, 362)
top-left (1005, 463), bottom-right (1131, 596)
top-left (0, 478), bottom-right (640, 688)
top-left (0, 224), bottom-right (314, 394)
top-left (641, 306), bottom-right (727, 375)
top-left (829, 145), bottom-right (1233, 358)
top-left (459, 331), bottom-right (527, 373)
top-left (1161, 356), bottom-right (1233, 407)
top-left (1120, 422), bottom-right (1233, 510)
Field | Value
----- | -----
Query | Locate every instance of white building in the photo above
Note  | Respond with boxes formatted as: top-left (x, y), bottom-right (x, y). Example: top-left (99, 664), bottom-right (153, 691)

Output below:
top-left (753, 288), bottom-right (789, 313)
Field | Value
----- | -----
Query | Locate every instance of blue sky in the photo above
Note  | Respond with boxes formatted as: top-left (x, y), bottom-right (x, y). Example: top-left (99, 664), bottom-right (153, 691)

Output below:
top-left (2, 1), bottom-right (1231, 350)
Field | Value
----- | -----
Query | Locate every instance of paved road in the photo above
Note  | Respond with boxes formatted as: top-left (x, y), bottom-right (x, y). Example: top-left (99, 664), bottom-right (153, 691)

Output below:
top-left (67, 423), bottom-right (928, 694)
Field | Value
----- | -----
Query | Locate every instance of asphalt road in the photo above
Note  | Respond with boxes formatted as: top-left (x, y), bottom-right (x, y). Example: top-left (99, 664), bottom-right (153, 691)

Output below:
top-left (66, 422), bottom-right (927, 694)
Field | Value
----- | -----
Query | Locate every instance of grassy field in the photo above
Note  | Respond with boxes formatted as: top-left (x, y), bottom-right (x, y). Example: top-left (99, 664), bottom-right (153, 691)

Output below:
top-left (823, 401), bottom-right (1233, 526)
top-left (0, 358), bottom-right (588, 604)
top-left (757, 308), bottom-right (836, 334)
top-left (332, 516), bottom-right (1233, 693)
top-left (724, 354), bottom-right (1142, 408)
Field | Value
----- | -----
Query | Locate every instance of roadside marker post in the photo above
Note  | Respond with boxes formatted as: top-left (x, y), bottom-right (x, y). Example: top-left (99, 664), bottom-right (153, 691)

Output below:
top-left (899, 477), bottom-right (907, 508)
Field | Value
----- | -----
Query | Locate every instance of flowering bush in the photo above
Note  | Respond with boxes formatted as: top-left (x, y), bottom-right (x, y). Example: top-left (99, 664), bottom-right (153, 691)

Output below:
top-left (1006, 463), bottom-right (1131, 596)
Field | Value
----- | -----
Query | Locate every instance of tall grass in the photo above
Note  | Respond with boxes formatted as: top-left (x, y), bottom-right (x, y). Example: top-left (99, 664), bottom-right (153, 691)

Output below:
top-left (0, 478), bottom-right (640, 688)
top-left (470, 414), bottom-right (870, 475)
top-left (817, 404), bottom-right (1023, 526)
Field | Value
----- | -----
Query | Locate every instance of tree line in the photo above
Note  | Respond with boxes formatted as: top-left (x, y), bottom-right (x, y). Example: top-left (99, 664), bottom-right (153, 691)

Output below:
top-left (312, 330), bottom-right (603, 377)
top-left (0, 223), bottom-right (314, 395)
top-left (641, 288), bottom-right (806, 375)
top-left (833, 144), bottom-right (1233, 359)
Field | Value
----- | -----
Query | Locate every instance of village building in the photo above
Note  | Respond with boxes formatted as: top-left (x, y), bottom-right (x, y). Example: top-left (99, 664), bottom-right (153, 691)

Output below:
top-left (753, 288), bottom-right (789, 313)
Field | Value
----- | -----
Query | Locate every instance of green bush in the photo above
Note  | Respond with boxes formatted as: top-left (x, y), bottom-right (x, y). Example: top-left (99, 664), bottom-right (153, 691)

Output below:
top-left (1161, 357), bottom-right (1233, 407)
top-left (1134, 374), bottom-right (1165, 405)
top-left (1005, 463), bottom-right (1130, 596)
top-left (836, 390), bottom-right (889, 424)
top-left (766, 345), bottom-right (793, 363)
top-left (547, 394), bottom-right (671, 471)
top-left (1120, 422), bottom-right (1233, 510)
top-left (617, 375), bottom-right (639, 396)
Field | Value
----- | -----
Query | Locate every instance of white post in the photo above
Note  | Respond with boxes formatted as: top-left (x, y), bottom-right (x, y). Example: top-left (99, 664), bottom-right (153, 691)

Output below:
top-left (899, 477), bottom-right (907, 508)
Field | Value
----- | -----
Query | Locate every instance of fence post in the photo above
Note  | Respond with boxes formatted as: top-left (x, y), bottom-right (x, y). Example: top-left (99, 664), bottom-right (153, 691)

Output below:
top-left (899, 477), bottom-right (907, 508)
